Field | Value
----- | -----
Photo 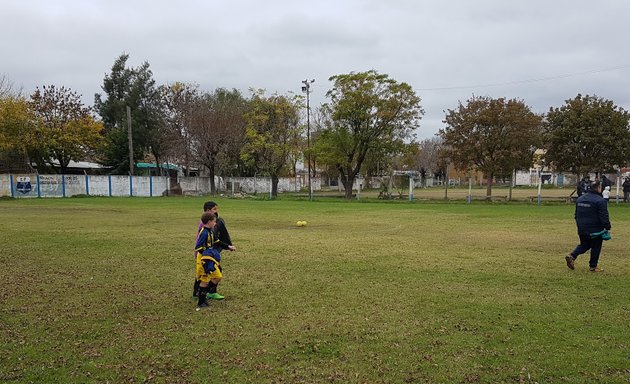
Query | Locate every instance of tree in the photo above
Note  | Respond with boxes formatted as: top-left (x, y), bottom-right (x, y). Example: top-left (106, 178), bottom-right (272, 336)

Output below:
top-left (189, 88), bottom-right (248, 193)
top-left (160, 82), bottom-right (199, 176)
top-left (94, 54), bottom-right (162, 174)
top-left (28, 85), bottom-right (103, 174)
top-left (415, 137), bottom-right (445, 186)
top-left (544, 94), bottom-right (630, 178)
top-left (241, 91), bottom-right (302, 197)
top-left (0, 75), bottom-right (22, 98)
top-left (0, 95), bottom-right (34, 172)
top-left (315, 70), bottom-right (423, 199)
top-left (440, 96), bottom-right (542, 198)
top-left (0, 75), bottom-right (32, 172)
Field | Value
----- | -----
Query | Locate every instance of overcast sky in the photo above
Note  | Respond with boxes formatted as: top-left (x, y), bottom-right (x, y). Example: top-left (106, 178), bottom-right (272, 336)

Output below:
top-left (2, 0), bottom-right (630, 138)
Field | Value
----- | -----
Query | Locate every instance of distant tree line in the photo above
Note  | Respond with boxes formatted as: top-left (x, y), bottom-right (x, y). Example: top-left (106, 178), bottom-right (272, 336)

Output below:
top-left (2, 54), bottom-right (630, 199)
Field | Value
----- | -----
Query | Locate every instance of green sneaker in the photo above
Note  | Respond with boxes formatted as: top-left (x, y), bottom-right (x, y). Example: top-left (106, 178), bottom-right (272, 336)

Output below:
top-left (206, 292), bottom-right (225, 300)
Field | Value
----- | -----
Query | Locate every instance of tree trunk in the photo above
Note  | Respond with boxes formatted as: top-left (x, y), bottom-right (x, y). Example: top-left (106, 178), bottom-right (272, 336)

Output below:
top-left (485, 172), bottom-right (493, 200)
top-left (343, 177), bottom-right (354, 199)
top-left (508, 169), bottom-right (515, 201)
top-left (271, 174), bottom-right (279, 198)
top-left (207, 159), bottom-right (216, 195)
top-left (154, 154), bottom-right (162, 176)
top-left (337, 164), bottom-right (356, 199)
top-left (209, 167), bottom-right (216, 195)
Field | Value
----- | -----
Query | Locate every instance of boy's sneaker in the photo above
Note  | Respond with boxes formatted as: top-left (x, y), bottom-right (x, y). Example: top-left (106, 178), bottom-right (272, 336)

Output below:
top-left (207, 292), bottom-right (225, 300)
top-left (565, 255), bottom-right (575, 270)
top-left (196, 302), bottom-right (210, 311)
top-left (589, 267), bottom-right (604, 272)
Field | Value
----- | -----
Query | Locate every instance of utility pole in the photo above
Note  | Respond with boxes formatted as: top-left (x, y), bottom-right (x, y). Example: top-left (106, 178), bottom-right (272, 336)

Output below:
top-left (301, 79), bottom-right (314, 200)
top-left (127, 106), bottom-right (134, 175)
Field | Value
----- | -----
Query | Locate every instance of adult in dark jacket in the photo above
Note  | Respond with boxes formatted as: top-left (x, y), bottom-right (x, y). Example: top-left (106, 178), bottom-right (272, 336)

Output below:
top-left (622, 177), bottom-right (630, 203)
top-left (577, 176), bottom-right (591, 197)
top-left (565, 181), bottom-right (611, 272)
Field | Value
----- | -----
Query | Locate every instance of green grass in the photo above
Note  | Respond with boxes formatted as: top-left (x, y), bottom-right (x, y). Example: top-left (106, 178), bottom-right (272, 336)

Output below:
top-left (1, 197), bottom-right (629, 383)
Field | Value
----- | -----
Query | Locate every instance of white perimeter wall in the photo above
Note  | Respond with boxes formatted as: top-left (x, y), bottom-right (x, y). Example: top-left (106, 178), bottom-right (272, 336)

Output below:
top-left (0, 174), bottom-right (170, 198)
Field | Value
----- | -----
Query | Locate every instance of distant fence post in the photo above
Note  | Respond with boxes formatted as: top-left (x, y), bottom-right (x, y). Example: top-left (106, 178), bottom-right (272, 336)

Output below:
top-left (467, 177), bottom-right (472, 204)
top-left (36, 174), bottom-right (41, 198)
top-left (9, 174), bottom-right (14, 197)
top-left (129, 174), bottom-right (133, 197)
top-left (537, 168), bottom-right (542, 206)
top-left (149, 175), bottom-right (153, 197)
top-left (85, 173), bottom-right (89, 196)
top-left (108, 175), bottom-right (112, 197)
top-left (616, 169), bottom-right (621, 205)
top-left (62, 174), bottom-right (66, 198)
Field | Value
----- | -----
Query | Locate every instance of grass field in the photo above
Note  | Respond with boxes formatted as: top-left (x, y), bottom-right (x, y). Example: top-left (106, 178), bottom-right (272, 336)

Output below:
top-left (1, 196), bottom-right (629, 383)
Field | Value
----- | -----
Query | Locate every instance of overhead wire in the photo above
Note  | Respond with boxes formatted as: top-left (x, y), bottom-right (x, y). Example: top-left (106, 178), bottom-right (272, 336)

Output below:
top-left (417, 64), bottom-right (630, 91)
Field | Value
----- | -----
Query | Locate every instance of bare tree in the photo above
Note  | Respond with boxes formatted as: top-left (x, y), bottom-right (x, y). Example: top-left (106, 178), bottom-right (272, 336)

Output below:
top-left (0, 75), bottom-right (22, 98)
top-left (160, 82), bottom-right (199, 176)
top-left (415, 137), bottom-right (444, 186)
top-left (189, 88), bottom-right (247, 194)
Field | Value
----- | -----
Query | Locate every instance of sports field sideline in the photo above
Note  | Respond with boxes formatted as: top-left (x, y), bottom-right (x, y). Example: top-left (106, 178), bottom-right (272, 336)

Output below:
top-left (1, 197), bottom-right (628, 383)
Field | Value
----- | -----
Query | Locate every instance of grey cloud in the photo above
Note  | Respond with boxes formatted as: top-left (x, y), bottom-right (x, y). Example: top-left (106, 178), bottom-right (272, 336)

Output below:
top-left (2, 0), bottom-right (630, 138)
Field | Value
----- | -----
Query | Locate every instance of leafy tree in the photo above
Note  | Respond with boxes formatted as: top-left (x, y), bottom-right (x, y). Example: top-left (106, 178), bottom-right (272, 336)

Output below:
top-left (440, 96), bottom-right (542, 198)
top-left (544, 94), bottom-right (630, 178)
top-left (307, 107), bottom-right (335, 181)
top-left (28, 85), bottom-right (104, 174)
top-left (0, 95), bottom-right (34, 172)
top-left (189, 88), bottom-right (248, 193)
top-left (241, 90), bottom-right (302, 197)
top-left (314, 70), bottom-right (423, 199)
top-left (94, 54), bottom-right (162, 174)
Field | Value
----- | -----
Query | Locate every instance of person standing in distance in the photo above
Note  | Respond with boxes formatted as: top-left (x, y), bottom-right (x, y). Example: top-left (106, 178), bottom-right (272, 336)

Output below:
top-left (602, 185), bottom-right (610, 204)
top-left (565, 181), bottom-right (611, 272)
top-left (622, 177), bottom-right (630, 203)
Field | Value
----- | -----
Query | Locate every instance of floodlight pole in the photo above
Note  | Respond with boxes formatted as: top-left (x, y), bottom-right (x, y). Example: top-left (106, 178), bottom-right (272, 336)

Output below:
top-left (127, 106), bottom-right (134, 175)
top-left (302, 79), bottom-right (314, 201)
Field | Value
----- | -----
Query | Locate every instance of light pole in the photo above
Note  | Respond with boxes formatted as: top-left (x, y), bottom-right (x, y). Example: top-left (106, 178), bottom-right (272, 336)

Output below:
top-left (127, 106), bottom-right (134, 176)
top-left (302, 79), bottom-right (314, 200)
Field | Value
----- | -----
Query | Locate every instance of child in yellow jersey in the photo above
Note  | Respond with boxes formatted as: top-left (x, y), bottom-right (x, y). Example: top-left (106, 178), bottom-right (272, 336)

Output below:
top-left (192, 201), bottom-right (235, 300)
top-left (194, 212), bottom-right (220, 309)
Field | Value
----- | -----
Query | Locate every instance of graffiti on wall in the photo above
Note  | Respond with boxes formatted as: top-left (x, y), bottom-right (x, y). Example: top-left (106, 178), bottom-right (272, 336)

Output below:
top-left (39, 175), bottom-right (81, 193)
